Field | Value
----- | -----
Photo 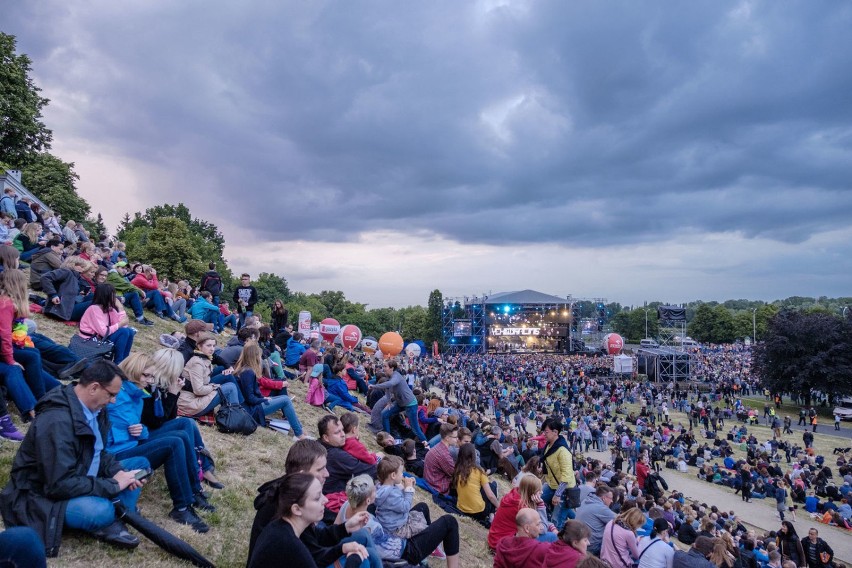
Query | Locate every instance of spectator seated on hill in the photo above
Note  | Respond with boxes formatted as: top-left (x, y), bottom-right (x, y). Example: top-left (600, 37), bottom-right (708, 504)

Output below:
top-left (40, 256), bottom-right (94, 321)
top-left (129, 264), bottom-right (181, 321)
top-left (377, 431), bottom-right (406, 459)
top-left (340, 412), bottom-right (382, 465)
top-left (177, 332), bottom-right (241, 418)
top-left (107, 353), bottom-right (212, 533)
top-left (319, 414), bottom-right (377, 520)
top-left (215, 326), bottom-right (257, 369)
top-left (77, 283), bottom-right (136, 364)
top-left (28, 239), bottom-right (63, 290)
top-left (12, 222), bottom-right (43, 262)
top-left (94, 265), bottom-right (153, 326)
top-left (403, 439), bottom-right (425, 478)
top-left (217, 300), bottom-right (238, 331)
top-left (233, 341), bottom-right (307, 438)
top-left (189, 291), bottom-right (222, 330)
top-left (326, 362), bottom-right (370, 413)
top-left (0, 360), bottom-right (151, 556)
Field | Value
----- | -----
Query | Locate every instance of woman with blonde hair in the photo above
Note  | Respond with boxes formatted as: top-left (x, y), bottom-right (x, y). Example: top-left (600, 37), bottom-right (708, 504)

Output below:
top-left (13, 222), bottom-right (42, 261)
top-left (601, 506), bottom-right (645, 568)
top-left (518, 473), bottom-right (558, 538)
top-left (102, 352), bottom-right (213, 532)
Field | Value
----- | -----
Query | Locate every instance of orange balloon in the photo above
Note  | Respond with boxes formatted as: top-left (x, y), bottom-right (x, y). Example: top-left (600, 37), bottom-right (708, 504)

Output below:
top-left (378, 332), bottom-right (404, 357)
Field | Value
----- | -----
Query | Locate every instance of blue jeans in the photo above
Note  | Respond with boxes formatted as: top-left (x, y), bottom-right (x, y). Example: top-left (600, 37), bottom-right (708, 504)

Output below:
top-left (70, 300), bottom-right (92, 322)
top-left (145, 290), bottom-right (175, 318)
top-left (382, 402), bottom-right (427, 442)
top-left (542, 484), bottom-right (573, 530)
top-left (238, 310), bottom-right (253, 329)
top-left (0, 362), bottom-right (36, 414)
top-left (13, 346), bottom-right (61, 400)
top-left (261, 395), bottom-right (303, 436)
top-left (337, 528), bottom-right (381, 568)
top-left (113, 435), bottom-right (196, 509)
top-left (30, 332), bottom-right (80, 375)
top-left (0, 527), bottom-right (47, 568)
top-left (190, 383), bottom-right (240, 417)
top-left (150, 417), bottom-right (213, 473)
top-left (123, 292), bottom-right (144, 319)
top-left (64, 456), bottom-right (150, 532)
top-left (211, 375), bottom-right (243, 404)
top-left (222, 313), bottom-right (237, 330)
top-left (106, 327), bottom-right (135, 364)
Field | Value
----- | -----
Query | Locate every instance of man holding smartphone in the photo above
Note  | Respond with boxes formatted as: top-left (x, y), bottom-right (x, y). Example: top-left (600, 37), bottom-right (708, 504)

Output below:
top-left (0, 360), bottom-right (151, 557)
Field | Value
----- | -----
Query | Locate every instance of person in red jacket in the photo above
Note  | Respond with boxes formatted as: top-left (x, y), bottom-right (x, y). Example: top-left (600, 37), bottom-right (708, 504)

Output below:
top-left (129, 265), bottom-right (180, 321)
top-left (494, 508), bottom-right (550, 568)
top-left (340, 412), bottom-right (381, 465)
top-left (636, 455), bottom-right (651, 493)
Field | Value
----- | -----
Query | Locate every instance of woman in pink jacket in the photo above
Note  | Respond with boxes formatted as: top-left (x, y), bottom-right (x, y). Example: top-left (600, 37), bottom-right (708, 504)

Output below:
top-left (600, 507), bottom-right (645, 568)
top-left (78, 283), bottom-right (136, 363)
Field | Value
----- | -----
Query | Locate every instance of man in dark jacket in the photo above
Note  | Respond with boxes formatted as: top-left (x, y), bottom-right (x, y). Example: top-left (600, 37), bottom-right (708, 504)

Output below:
top-left (199, 262), bottom-right (224, 305)
top-left (28, 239), bottom-right (63, 290)
top-left (801, 528), bottom-right (834, 568)
top-left (673, 536), bottom-right (716, 568)
top-left (0, 360), bottom-right (151, 556)
top-left (319, 415), bottom-right (377, 495)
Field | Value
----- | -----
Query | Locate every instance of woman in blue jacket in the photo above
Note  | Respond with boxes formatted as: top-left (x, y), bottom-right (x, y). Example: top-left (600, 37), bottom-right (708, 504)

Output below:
top-left (107, 352), bottom-right (214, 533)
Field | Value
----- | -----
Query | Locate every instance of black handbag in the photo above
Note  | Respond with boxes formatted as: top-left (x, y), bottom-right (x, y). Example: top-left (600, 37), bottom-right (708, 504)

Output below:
top-left (215, 402), bottom-right (257, 435)
top-left (68, 333), bottom-right (115, 361)
top-left (565, 486), bottom-right (582, 509)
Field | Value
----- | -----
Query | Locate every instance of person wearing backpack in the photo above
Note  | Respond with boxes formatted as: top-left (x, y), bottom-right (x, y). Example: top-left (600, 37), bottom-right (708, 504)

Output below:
top-left (199, 262), bottom-right (224, 306)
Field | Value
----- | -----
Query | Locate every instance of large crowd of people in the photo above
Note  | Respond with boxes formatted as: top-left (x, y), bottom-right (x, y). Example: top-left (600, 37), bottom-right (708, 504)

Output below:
top-left (0, 204), bottom-right (849, 568)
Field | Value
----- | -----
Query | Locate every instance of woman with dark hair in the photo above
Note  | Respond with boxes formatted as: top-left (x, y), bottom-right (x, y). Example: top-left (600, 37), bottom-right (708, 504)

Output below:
top-left (542, 519), bottom-right (590, 568)
top-left (249, 473), bottom-right (370, 568)
top-left (776, 521), bottom-right (805, 567)
top-left (452, 442), bottom-right (499, 527)
top-left (78, 283), bottom-right (136, 363)
top-left (270, 299), bottom-right (289, 333)
top-left (636, 518), bottom-right (674, 568)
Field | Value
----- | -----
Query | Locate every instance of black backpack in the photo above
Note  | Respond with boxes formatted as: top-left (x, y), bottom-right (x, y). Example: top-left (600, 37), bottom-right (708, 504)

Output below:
top-left (202, 273), bottom-right (223, 295)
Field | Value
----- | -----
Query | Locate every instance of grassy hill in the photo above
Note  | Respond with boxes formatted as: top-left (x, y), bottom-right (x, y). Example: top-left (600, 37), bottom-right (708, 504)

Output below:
top-left (0, 313), bottom-right (495, 568)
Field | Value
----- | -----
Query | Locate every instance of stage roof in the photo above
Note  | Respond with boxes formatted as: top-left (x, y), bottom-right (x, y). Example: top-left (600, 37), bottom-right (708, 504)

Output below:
top-left (485, 289), bottom-right (569, 305)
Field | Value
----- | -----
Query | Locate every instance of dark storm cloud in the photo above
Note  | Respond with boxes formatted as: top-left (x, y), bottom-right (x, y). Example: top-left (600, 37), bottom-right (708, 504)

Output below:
top-left (6, 1), bottom-right (852, 247)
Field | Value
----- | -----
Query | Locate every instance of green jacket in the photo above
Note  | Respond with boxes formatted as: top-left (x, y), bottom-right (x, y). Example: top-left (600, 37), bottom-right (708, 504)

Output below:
top-left (107, 270), bottom-right (144, 299)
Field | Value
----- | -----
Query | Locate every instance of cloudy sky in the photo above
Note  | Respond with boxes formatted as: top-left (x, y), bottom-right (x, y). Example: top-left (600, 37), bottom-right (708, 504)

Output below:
top-left (5, 1), bottom-right (852, 308)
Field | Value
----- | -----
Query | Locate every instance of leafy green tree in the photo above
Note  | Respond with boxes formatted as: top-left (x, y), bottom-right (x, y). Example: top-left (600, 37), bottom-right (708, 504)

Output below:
top-left (91, 213), bottom-right (107, 239)
top-left (117, 203), bottom-right (231, 290)
top-left (137, 217), bottom-right (205, 281)
top-left (21, 152), bottom-right (90, 222)
top-left (427, 289), bottom-right (443, 345)
top-left (0, 33), bottom-right (52, 166)
top-left (753, 310), bottom-right (852, 401)
top-left (611, 308), bottom-right (659, 342)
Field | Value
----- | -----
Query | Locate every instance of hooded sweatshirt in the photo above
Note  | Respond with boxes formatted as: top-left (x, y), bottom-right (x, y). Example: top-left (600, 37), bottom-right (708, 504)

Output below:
top-left (488, 487), bottom-right (522, 549)
top-left (494, 536), bottom-right (549, 568)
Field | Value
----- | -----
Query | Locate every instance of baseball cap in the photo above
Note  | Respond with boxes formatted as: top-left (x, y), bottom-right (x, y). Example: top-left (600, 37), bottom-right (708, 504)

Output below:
top-left (310, 364), bottom-right (324, 377)
top-left (185, 320), bottom-right (213, 335)
top-left (114, 261), bottom-right (128, 267)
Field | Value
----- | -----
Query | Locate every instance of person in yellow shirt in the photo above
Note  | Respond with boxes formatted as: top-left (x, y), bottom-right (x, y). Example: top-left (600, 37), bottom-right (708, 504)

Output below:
top-left (540, 418), bottom-right (576, 530)
top-left (452, 443), bottom-right (499, 527)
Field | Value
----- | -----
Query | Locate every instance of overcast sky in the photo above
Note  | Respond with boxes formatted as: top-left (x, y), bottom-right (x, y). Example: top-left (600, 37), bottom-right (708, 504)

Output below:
top-left (6, 1), bottom-right (852, 308)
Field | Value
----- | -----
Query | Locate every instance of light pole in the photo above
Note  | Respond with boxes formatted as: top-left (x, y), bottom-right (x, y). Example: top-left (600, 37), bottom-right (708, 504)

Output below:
top-left (752, 308), bottom-right (757, 344)
top-left (644, 302), bottom-right (649, 339)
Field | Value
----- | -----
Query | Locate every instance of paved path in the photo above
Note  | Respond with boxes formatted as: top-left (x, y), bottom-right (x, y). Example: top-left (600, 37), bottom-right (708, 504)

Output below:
top-left (584, 450), bottom-right (852, 562)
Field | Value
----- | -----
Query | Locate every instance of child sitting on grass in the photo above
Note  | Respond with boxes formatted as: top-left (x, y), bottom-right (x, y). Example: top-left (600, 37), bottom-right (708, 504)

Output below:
top-left (375, 456), bottom-right (429, 539)
top-left (341, 412), bottom-right (382, 465)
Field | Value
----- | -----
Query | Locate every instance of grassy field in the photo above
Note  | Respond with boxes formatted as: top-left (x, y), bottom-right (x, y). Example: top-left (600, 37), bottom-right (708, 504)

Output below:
top-left (0, 313), bottom-right (498, 568)
top-left (2, 319), bottom-right (849, 567)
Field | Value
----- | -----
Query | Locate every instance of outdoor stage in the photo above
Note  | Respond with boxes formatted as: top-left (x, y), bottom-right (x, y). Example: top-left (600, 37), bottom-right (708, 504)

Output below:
top-left (442, 289), bottom-right (600, 355)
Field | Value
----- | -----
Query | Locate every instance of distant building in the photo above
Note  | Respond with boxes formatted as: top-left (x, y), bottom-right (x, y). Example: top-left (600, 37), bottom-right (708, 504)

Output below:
top-left (0, 169), bottom-right (49, 211)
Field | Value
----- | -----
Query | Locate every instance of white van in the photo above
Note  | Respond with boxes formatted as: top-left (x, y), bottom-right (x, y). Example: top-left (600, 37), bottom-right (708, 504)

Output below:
top-left (681, 338), bottom-right (699, 348)
top-left (640, 338), bottom-right (659, 348)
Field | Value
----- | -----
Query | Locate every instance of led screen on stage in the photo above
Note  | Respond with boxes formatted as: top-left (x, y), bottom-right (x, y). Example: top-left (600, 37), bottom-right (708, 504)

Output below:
top-left (453, 321), bottom-right (472, 337)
